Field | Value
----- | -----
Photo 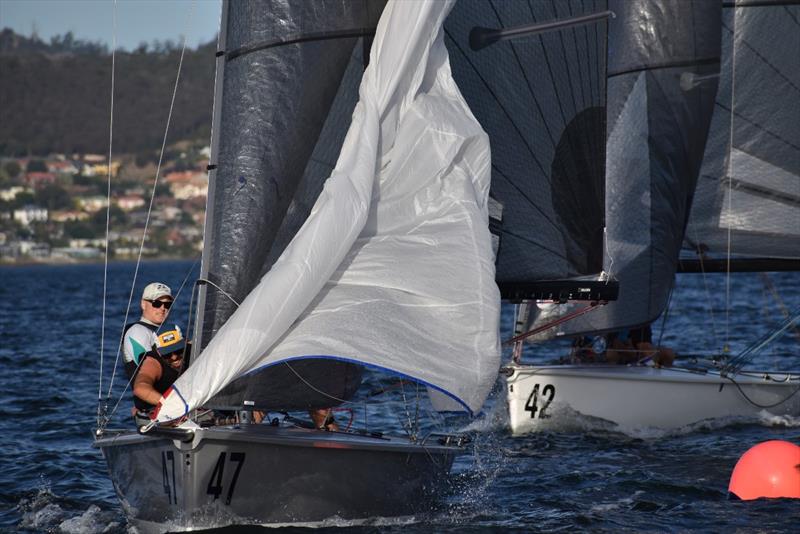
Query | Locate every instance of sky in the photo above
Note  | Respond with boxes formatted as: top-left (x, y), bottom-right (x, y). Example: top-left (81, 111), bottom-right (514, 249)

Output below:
top-left (0, 0), bottom-right (222, 51)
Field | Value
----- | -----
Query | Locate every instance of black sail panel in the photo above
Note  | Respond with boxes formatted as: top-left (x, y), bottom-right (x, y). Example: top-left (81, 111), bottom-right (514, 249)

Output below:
top-left (199, 0), bottom-right (384, 410)
top-left (445, 0), bottom-right (609, 299)
top-left (685, 1), bottom-right (800, 263)
top-left (546, 0), bottom-right (722, 336)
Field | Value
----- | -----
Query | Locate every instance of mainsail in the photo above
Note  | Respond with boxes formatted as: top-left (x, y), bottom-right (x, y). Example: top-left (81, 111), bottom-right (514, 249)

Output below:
top-left (538, 0), bottom-right (722, 336)
top-left (156, 0), bottom-right (500, 422)
top-left (684, 0), bottom-right (800, 264)
top-left (196, 0), bottom-right (385, 410)
top-left (445, 0), bottom-right (610, 298)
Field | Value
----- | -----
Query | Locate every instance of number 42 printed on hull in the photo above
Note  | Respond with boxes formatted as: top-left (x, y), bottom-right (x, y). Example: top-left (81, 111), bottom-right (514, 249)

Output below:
top-left (525, 384), bottom-right (555, 419)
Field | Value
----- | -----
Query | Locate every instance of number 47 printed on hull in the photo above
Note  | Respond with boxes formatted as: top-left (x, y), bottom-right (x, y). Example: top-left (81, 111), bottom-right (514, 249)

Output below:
top-left (525, 384), bottom-right (555, 419)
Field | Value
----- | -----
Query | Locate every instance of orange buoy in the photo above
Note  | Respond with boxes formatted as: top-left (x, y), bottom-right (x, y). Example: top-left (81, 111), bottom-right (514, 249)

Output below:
top-left (728, 440), bottom-right (800, 500)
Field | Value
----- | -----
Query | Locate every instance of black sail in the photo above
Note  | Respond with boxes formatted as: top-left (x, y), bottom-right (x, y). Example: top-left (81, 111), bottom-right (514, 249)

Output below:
top-left (197, 0), bottom-right (384, 410)
top-left (684, 1), bottom-right (800, 265)
top-left (445, 0), bottom-right (609, 299)
top-left (551, 0), bottom-right (722, 336)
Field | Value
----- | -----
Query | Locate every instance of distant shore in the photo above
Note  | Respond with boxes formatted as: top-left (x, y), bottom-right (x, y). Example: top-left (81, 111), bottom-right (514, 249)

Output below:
top-left (0, 255), bottom-right (198, 267)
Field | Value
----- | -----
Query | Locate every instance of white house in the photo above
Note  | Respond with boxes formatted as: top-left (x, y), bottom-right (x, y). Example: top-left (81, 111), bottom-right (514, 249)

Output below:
top-left (13, 205), bottom-right (48, 226)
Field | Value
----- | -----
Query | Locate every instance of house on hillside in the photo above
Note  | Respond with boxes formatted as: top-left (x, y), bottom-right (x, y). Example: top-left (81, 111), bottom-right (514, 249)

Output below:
top-left (117, 195), bottom-right (145, 211)
top-left (47, 160), bottom-right (79, 175)
top-left (25, 172), bottom-right (56, 187)
top-left (77, 196), bottom-right (109, 212)
top-left (0, 186), bottom-right (32, 201)
top-left (13, 205), bottom-right (48, 226)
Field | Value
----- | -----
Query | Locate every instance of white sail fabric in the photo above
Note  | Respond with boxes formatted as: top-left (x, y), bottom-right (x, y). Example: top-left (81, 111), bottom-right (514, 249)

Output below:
top-left (156, 0), bottom-right (500, 421)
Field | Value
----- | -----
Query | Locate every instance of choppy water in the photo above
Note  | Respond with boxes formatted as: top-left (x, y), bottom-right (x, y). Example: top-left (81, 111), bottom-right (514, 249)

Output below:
top-left (1, 261), bottom-right (798, 533)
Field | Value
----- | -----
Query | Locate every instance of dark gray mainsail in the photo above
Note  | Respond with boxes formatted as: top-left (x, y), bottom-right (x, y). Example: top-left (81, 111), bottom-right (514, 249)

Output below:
top-left (445, 0), bottom-right (610, 301)
top-left (545, 0), bottom-right (722, 336)
top-left (196, 0), bottom-right (385, 410)
top-left (684, 1), bottom-right (800, 266)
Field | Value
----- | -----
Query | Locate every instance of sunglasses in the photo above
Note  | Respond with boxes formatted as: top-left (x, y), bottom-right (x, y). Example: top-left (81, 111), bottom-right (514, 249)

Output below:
top-left (165, 351), bottom-right (184, 361)
top-left (149, 299), bottom-right (173, 309)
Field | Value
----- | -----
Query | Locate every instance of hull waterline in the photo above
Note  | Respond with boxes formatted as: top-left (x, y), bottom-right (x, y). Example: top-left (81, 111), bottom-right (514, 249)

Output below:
top-left (94, 423), bottom-right (460, 532)
top-left (506, 364), bottom-right (800, 434)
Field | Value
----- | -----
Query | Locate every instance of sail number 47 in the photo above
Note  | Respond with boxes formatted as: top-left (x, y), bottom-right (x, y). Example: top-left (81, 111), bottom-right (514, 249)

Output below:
top-left (525, 384), bottom-right (555, 419)
top-left (207, 452), bottom-right (246, 505)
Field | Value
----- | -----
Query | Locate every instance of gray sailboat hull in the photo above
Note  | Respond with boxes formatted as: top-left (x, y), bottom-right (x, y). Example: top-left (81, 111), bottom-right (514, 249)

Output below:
top-left (95, 424), bottom-right (459, 532)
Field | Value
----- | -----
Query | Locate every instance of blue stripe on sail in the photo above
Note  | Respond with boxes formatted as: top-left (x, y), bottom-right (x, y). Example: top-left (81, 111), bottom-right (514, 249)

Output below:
top-left (170, 385), bottom-right (190, 417)
top-left (239, 354), bottom-right (474, 416)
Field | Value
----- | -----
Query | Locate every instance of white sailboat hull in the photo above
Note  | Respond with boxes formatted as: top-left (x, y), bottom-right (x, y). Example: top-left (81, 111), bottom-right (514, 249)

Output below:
top-left (506, 364), bottom-right (800, 434)
top-left (95, 424), bottom-right (459, 532)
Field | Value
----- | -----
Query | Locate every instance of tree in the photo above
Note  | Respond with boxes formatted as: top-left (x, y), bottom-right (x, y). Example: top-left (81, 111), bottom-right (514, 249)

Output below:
top-left (34, 184), bottom-right (73, 211)
top-left (26, 159), bottom-right (47, 172)
top-left (64, 221), bottom-right (94, 239)
top-left (4, 161), bottom-right (21, 179)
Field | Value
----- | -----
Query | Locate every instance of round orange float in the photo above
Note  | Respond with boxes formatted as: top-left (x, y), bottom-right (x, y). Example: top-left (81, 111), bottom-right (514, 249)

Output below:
top-left (728, 440), bottom-right (800, 500)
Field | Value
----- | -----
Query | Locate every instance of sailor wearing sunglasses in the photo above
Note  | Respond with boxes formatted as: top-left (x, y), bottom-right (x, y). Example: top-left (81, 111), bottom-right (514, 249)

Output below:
top-left (123, 282), bottom-right (174, 381)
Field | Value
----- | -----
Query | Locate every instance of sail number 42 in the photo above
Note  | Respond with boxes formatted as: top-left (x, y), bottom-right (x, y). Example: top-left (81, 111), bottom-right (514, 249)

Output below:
top-left (525, 384), bottom-right (555, 419)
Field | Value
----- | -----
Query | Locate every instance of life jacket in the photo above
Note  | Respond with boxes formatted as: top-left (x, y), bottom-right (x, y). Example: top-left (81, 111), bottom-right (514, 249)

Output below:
top-left (123, 320), bottom-right (158, 381)
top-left (132, 352), bottom-right (181, 413)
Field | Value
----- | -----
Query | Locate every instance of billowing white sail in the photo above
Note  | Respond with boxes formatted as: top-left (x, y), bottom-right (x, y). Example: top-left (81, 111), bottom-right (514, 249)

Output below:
top-left (156, 0), bottom-right (500, 422)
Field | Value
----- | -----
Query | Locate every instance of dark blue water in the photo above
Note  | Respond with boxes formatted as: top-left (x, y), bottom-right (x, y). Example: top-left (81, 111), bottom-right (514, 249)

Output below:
top-left (1, 261), bottom-right (798, 532)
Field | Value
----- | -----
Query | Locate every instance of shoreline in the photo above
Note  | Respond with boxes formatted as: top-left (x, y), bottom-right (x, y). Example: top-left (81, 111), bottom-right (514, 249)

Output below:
top-left (0, 256), bottom-right (198, 267)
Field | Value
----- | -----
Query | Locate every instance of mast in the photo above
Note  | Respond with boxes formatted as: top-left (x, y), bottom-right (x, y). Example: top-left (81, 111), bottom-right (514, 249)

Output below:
top-left (193, 0), bottom-right (229, 353)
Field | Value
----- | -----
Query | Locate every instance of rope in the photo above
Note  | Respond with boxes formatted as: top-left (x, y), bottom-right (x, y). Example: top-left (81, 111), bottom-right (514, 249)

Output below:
top-left (104, 3), bottom-right (196, 401)
top-left (195, 278), bottom-right (240, 306)
top-left (97, 0), bottom-right (118, 428)
top-left (727, 376), bottom-right (800, 409)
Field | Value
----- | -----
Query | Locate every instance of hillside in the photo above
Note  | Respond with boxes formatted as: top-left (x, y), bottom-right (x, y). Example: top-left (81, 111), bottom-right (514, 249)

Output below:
top-left (0, 29), bottom-right (216, 156)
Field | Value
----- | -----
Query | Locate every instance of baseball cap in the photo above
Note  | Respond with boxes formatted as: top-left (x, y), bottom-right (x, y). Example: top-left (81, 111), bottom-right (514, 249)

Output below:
top-left (156, 326), bottom-right (186, 355)
top-left (142, 282), bottom-right (172, 301)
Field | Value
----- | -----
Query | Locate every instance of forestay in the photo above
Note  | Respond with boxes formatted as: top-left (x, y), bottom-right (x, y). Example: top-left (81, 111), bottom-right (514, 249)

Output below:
top-left (156, 0), bottom-right (500, 422)
top-left (684, 1), bottom-right (800, 262)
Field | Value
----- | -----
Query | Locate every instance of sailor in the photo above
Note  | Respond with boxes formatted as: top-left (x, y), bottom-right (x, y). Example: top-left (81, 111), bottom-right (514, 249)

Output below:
top-left (122, 282), bottom-right (173, 380)
top-left (132, 326), bottom-right (187, 427)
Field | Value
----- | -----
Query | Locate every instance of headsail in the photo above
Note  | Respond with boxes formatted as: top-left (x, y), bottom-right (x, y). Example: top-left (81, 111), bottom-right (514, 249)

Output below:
top-left (156, 0), bottom-right (500, 422)
top-left (537, 0), bottom-right (722, 336)
top-left (684, 1), bottom-right (800, 265)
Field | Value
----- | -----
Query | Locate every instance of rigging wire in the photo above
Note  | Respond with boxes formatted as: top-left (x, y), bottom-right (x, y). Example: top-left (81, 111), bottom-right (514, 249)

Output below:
top-left (723, 307), bottom-right (800, 375)
top-left (101, 2), bottom-right (195, 421)
top-left (723, 4), bottom-right (740, 355)
top-left (97, 0), bottom-right (118, 429)
top-left (104, 1), bottom-right (196, 403)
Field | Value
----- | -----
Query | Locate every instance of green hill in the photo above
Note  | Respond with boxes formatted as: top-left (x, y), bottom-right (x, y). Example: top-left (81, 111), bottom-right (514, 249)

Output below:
top-left (0, 29), bottom-right (215, 156)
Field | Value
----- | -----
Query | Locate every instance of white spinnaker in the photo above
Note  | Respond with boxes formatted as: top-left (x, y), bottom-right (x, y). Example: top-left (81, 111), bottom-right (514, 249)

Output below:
top-left (155, 0), bottom-right (500, 422)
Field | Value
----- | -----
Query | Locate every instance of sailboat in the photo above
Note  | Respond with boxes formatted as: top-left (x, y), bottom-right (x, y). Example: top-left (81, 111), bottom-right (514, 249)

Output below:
top-left (504, 0), bottom-right (800, 434)
top-left (94, 1), bottom-right (503, 530)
